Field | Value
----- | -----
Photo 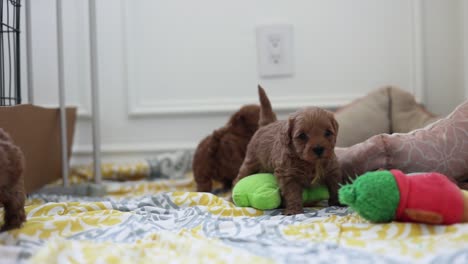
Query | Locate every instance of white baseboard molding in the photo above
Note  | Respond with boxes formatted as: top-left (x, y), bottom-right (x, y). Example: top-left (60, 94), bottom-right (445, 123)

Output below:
top-left (70, 142), bottom-right (196, 165)
top-left (128, 94), bottom-right (357, 117)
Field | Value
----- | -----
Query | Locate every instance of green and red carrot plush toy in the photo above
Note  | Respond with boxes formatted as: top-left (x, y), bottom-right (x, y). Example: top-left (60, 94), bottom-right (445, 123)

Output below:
top-left (233, 170), bottom-right (468, 225)
top-left (339, 169), bottom-right (468, 225)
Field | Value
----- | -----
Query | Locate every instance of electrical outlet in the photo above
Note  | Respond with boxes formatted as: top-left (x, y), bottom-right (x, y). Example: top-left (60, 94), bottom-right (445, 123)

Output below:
top-left (256, 24), bottom-right (294, 77)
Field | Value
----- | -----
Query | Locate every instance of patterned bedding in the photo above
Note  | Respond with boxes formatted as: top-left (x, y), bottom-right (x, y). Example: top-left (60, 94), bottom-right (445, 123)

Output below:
top-left (1, 151), bottom-right (468, 263)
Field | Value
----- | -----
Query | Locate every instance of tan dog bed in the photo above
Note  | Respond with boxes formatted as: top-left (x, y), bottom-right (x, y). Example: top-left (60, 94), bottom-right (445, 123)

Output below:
top-left (335, 86), bottom-right (439, 147)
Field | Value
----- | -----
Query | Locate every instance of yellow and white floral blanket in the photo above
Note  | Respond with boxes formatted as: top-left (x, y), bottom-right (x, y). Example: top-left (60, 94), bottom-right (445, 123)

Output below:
top-left (1, 154), bottom-right (468, 263)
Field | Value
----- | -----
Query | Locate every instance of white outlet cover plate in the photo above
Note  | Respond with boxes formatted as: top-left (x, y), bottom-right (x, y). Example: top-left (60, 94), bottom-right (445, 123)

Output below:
top-left (256, 24), bottom-right (294, 78)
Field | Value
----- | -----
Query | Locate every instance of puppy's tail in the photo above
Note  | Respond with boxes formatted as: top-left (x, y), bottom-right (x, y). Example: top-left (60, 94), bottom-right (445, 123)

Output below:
top-left (258, 85), bottom-right (277, 127)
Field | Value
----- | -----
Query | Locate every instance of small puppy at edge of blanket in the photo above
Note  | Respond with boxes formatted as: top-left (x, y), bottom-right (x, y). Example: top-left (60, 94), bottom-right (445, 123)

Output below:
top-left (233, 86), bottom-right (343, 215)
top-left (192, 104), bottom-right (260, 193)
top-left (0, 128), bottom-right (26, 232)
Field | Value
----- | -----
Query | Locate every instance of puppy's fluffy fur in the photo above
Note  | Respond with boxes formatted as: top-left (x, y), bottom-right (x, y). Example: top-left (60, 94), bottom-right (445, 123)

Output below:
top-left (193, 104), bottom-right (260, 192)
top-left (0, 128), bottom-right (26, 232)
top-left (234, 86), bottom-right (342, 215)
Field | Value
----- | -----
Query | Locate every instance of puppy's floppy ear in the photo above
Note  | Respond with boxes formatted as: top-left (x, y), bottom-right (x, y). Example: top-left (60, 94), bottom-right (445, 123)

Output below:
top-left (230, 111), bottom-right (244, 127)
top-left (329, 112), bottom-right (339, 134)
top-left (232, 112), bottom-right (258, 132)
top-left (281, 115), bottom-right (295, 145)
top-left (328, 112), bottom-right (339, 146)
top-left (331, 114), bottom-right (340, 135)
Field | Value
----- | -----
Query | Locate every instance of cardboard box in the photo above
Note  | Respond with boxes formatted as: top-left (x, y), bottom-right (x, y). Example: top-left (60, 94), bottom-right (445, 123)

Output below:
top-left (0, 104), bottom-right (76, 193)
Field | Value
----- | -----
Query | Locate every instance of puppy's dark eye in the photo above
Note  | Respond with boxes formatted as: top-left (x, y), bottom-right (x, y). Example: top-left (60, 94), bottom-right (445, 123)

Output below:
top-left (297, 133), bottom-right (308, 141)
top-left (324, 129), bottom-right (333, 137)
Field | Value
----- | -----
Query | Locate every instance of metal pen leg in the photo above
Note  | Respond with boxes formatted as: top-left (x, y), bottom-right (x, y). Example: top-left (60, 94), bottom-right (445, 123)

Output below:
top-left (56, 0), bottom-right (69, 188)
top-left (89, 0), bottom-right (102, 186)
top-left (25, 0), bottom-right (34, 104)
top-left (36, 0), bottom-right (105, 197)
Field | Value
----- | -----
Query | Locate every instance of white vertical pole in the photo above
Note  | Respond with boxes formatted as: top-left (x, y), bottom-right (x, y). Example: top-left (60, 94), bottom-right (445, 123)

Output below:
top-left (411, 0), bottom-right (425, 104)
top-left (55, 0), bottom-right (69, 187)
top-left (24, 0), bottom-right (34, 103)
top-left (463, 0), bottom-right (468, 100)
top-left (88, 0), bottom-right (102, 184)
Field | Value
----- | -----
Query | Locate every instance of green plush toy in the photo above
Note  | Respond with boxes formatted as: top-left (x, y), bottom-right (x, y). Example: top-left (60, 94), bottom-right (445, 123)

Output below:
top-left (338, 169), bottom-right (468, 224)
top-left (338, 170), bottom-right (399, 222)
top-left (232, 173), bottom-right (329, 210)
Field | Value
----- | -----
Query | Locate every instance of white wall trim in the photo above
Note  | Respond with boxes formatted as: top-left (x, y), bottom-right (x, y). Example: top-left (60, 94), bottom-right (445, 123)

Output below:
top-left (410, 0), bottom-right (425, 103)
top-left (76, 106), bottom-right (92, 118)
top-left (74, 103), bottom-right (92, 118)
top-left (128, 94), bottom-right (360, 116)
top-left (122, 0), bottom-right (426, 116)
top-left (71, 142), bottom-right (196, 165)
top-left (122, 0), bottom-right (138, 117)
top-left (73, 142), bottom-right (196, 155)
top-left (121, 0), bottom-right (358, 116)
top-left (40, 103), bottom-right (91, 118)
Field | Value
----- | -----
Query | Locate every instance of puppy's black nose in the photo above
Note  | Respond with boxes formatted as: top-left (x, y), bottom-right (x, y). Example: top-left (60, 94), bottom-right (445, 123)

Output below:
top-left (313, 146), bottom-right (325, 157)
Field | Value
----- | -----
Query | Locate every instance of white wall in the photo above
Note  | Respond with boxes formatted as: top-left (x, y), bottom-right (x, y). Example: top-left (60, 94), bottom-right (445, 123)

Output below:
top-left (19, 0), bottom-right (466, 164)
top-left (423, 0), bottom-right (465, 116)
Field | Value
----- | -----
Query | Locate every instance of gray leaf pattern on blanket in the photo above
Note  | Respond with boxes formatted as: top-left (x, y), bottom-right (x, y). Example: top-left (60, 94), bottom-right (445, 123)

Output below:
top-left (23, 193), bottom-right (460, 263)
top-left (146, 151), bottom-right (193, 179)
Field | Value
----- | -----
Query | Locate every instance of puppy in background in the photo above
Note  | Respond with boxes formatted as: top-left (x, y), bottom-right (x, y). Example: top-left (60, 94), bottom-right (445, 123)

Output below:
top-left (233, 86), bottom-right (342, 215)
top-left (0, 128), bottom-right (26, 232)
top-left (193, 104), bottom-right (260, 192)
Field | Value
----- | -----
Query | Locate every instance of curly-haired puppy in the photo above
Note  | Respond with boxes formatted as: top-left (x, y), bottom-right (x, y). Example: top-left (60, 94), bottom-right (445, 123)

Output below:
top-left (0, 128), bottom-right (26, 232)
top-left (233, 86), bottom-right (342, 215)
top-left (193, 104), bottom-right (260, 192)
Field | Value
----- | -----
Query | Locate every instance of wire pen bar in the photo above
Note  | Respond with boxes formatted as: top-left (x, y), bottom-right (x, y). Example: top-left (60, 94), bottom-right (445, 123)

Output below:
top-left (0, 0), bottom-right (21, 106)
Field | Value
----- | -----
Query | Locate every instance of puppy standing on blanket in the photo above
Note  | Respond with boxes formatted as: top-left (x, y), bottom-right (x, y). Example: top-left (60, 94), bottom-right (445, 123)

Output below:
top-left (193, 104), bottom-right (260, 192)
top-left (0, 128), bottom-right (26, 231)
top-left (233, 86), bottom-right (342, 215)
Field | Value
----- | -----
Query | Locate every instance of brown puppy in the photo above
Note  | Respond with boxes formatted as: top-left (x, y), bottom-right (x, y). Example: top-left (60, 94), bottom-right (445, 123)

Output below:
top-left (0, 128), bottom-right (26, 232)
top-left (193, 104), bottom-right (260, 192)
top-left (234, 86), bottom-right (342, 215)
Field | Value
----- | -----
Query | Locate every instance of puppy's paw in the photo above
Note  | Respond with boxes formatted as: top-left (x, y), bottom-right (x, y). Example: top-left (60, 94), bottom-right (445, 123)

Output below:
top-left (196, 181), bottom-right (213, 192)
top-left (328, 197), bottom-right (345, 207)
top-left (1, 211), bottom-right (26, 232)
top-left (283, 207), bottom-right (303, 215)
top-left (0, 220), bottom-right (24, 232)
top-left (211, 187), bottom-right (231, 195)
top-left (0, 223), bottom-right (18, 232)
